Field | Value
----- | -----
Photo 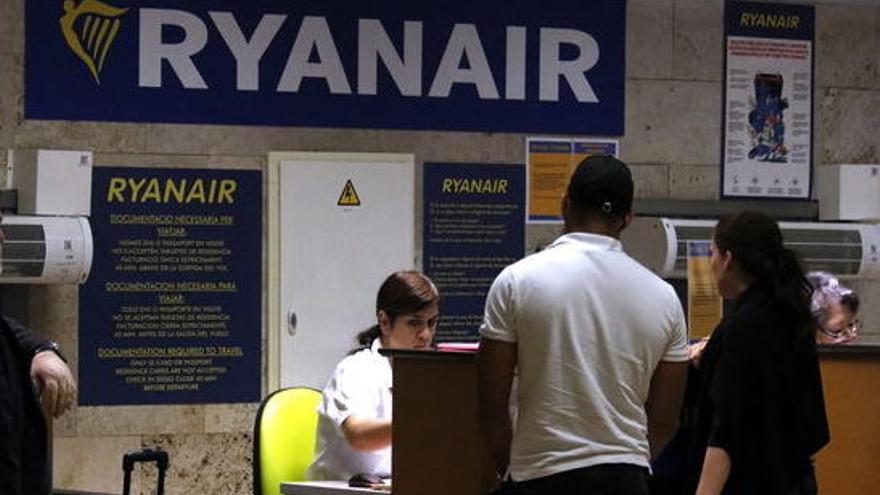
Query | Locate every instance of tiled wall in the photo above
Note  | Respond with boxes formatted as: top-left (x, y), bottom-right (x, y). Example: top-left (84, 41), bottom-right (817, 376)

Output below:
top-left (2, 0), bottom-right (879, 493)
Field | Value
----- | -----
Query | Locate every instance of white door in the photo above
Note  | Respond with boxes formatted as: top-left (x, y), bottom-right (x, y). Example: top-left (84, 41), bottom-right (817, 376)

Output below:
top-left (276, 153), bottom-right (415, 390)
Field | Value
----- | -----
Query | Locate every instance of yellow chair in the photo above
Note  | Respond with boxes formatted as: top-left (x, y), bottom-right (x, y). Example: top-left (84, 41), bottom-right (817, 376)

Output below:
top-left (252, 387), bottom-right (322, 495)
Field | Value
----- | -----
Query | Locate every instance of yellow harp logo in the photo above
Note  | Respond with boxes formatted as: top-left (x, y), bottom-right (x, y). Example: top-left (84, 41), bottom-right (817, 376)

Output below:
top-left (60, 0), bottom-right (129, 83)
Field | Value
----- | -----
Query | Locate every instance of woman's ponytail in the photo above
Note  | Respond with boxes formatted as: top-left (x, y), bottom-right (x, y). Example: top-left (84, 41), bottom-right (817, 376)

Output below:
top-left (354, 325), bottom-right (382, 349)
top-left (767, 247), bottom-right (813, 335)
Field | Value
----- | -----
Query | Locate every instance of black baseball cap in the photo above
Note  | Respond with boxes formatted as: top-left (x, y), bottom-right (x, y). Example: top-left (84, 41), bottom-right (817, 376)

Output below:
top-left (567, 155), bottom-right (633, 215)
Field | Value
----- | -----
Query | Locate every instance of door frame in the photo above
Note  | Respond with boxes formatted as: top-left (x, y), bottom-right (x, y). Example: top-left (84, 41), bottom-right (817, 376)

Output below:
top-left (266, 151), bottom-right (416, 392)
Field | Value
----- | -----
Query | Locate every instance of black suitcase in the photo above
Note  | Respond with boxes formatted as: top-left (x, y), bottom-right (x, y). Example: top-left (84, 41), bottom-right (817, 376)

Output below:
top-left (122, 447), bottom-right (169, 495)
top-left (53, 448), bottom-right (168, 495)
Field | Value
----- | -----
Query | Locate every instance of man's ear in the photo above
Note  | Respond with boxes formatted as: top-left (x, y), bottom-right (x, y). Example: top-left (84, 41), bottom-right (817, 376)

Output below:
top-left (621, 210), bottom-right (635, 231)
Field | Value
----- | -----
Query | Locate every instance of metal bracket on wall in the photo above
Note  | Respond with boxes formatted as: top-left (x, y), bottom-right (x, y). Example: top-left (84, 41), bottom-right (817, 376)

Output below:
top-left (633, 198), bottom-right (818, 221)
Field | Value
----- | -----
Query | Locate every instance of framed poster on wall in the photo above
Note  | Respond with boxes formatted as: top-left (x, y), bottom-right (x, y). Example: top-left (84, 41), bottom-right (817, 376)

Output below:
top-left (721, 1), bottom-right (815, 199)
top-left (526, 137), bottom-right (618, 222)
top-left (79, 167), bottom-right (262, 405)
top-left (423, 162), bottom-right (525, 342)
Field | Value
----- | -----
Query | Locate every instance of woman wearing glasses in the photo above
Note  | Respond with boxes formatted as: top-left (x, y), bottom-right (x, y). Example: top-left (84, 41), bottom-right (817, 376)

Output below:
top-left (808, 271), bottom-right (861, 345)
top-left (686, 211), bottom-right (829, 495)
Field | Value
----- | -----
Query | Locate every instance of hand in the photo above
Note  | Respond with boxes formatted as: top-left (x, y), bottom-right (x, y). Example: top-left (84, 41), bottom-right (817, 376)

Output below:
top-left (688, 338), bottom-right (709, 368)
top-left (31, 350), bottom-right (76, 418)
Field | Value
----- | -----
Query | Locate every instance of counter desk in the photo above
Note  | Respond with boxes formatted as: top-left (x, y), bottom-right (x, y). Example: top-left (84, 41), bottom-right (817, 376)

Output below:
top-left (374, 345), bottom-right (880, 495)
top-left (380, 348), bottom-right (495, 495)
top-left (815, 343), bottom-right (880, 495)
top-left (281, 481), bottom-right (381, 495)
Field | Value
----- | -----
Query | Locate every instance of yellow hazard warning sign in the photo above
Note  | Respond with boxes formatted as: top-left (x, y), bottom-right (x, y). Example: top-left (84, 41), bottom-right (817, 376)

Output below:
top-left (337, 179), bottom-right (362, 206)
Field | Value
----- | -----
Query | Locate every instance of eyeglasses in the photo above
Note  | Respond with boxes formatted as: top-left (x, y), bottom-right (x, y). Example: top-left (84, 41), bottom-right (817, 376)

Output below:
top-left (818, 319), bottom-right (862, 342)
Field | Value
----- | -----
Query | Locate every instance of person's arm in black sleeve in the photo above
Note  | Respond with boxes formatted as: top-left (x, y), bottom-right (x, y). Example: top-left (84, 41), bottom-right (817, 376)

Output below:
top-left (0, 338), bottom-right (24, 495)
top-left (706, 322), bottom-right (755, 455)
top-left (2, 316), bottom-right (48, 356)
top-left (696, 318), bottom-right (757, 495)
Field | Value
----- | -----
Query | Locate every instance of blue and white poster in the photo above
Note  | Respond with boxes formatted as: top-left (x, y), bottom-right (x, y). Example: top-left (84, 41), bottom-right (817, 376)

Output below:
top-left (423, 163), bottom-right (525, 342)
top-left (722, 1), bottom-right (814, 199)
top-left (79, 167), bottom-right (262, 405)
top-left (26, 0), bottom-right (626, 135)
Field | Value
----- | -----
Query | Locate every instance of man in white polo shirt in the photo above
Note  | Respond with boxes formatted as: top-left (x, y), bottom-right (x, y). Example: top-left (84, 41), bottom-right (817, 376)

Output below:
top-left (478, 155), bottom-right (688, 494)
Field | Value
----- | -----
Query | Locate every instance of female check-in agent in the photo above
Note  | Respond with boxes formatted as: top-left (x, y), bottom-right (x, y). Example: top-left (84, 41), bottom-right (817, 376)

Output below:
top-left (306, 271), bottom-right (440, 481)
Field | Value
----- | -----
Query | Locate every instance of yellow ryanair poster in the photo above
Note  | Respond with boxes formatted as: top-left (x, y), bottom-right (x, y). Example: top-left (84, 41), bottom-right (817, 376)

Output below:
top-left (526, 138), bottom-right (618, 222)
top-left (687, 241), bottom-right (723, 339)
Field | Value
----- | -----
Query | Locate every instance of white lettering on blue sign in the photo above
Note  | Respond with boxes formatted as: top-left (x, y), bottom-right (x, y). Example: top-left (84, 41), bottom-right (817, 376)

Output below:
top-left (137, 9), bottom-right (601, 102)
top-left (139, 9), bottom-right (209, 89)
top-left (358, 19), bottom-right (423, 97)
top-left (277, 16), bottom-right (352, 94)
top-left (210, 12), bottom-right (285, 91)
top-left (429, 24), bottom-right (499, 99)
top-left (540, 28), bottom-right (599, 102)
top-left (506, 26), bottom-right (527, 100)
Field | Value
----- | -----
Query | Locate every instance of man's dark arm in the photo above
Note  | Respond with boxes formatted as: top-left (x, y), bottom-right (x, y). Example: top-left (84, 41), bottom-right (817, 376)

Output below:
top-left (477, 337), bottom-right (517, 478)
top-left (646, 360), bottom-right (688, 459)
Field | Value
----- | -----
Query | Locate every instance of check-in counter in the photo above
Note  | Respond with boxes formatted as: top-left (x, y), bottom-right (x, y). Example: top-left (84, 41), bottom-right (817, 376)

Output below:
top-left (815, 343), bottom-right (880, 495)
top-left (382, 344), bottom-right (880, 495)
top-left (381, 349), bottom-right (494, 495)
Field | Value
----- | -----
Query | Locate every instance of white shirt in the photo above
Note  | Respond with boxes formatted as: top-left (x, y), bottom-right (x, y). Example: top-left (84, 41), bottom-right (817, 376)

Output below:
top-left (306, 339), bottom-right (392, 480)
top-left (481, 232), bottom-right (688, 481)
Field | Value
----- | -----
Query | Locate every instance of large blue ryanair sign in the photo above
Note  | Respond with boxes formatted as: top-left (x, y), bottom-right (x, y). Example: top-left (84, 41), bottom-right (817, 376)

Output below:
top-left (26, 1), bottom-right (626, 134)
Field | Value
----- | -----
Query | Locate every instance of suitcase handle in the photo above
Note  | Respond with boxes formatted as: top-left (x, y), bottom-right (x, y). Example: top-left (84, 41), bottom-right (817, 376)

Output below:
top-left (122, 448), bottom-right (169, 495)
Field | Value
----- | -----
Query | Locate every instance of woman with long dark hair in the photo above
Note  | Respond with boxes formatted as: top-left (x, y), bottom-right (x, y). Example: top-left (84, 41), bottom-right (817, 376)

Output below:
top-left (307, 270), bottom-right (439, 481)
top-left (687, 211), bottom-right (829, 495)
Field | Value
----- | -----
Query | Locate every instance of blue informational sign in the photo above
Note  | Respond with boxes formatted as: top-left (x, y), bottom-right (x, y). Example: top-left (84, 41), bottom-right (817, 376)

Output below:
top-left (423, 163), bottom-right (525, 342)
top-left (26, 0), bottom-right (626, 135)
top-left (79, 167), bottom-right (262, 405)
